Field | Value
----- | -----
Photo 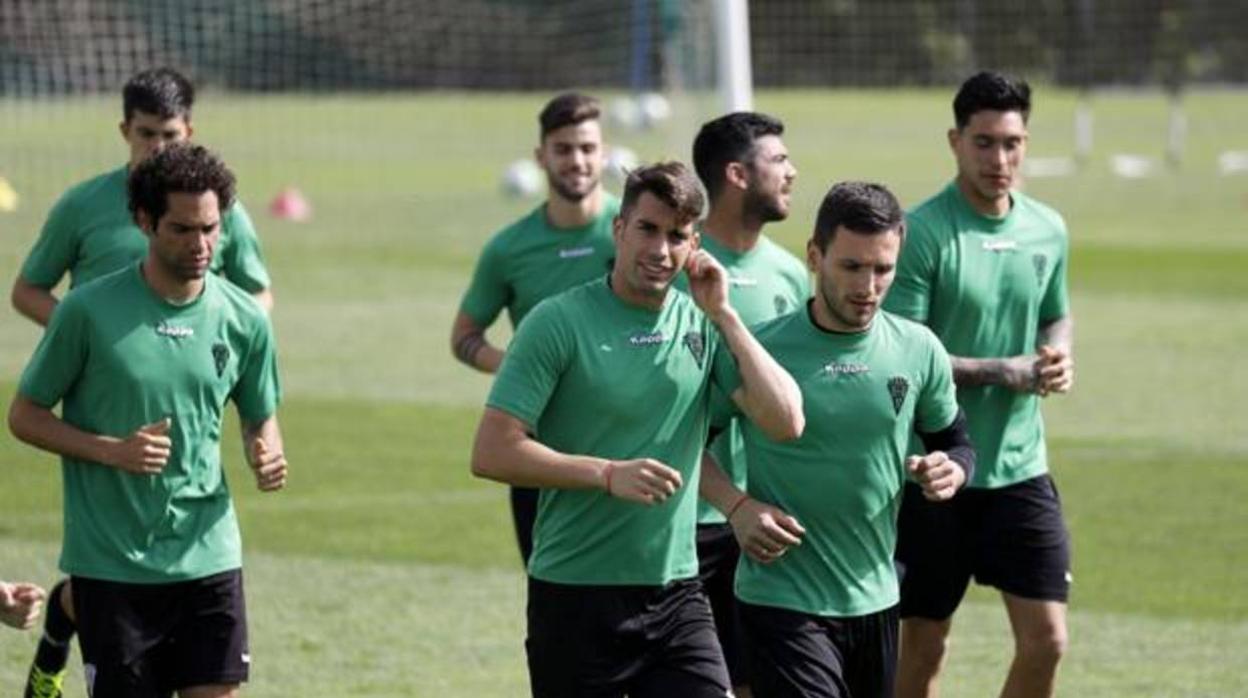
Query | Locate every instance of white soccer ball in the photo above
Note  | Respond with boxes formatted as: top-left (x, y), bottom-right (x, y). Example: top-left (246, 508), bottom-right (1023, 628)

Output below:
top-left (500, 159), bottom-right (543, 198)
top-left (609, 97), bottom-right (643, 132)
top-left (605, 146), bottom-right (640, 187)
top-left (637, 92), bottom-right (672, 128)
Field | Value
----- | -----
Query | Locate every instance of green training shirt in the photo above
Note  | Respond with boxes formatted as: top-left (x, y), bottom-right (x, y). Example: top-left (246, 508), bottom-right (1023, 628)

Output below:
top-left (728, 307), bottom-right (959, 617)
top-left (18, 263), bottom-right (281, 584)
top-left (20, 165), bottom-right (271, 292)
top-left (459, 195), bottom-right (620, 330)
top-left (487, 276), bottom-right (739, 586)
top-left (675, 233), bottom-right (810, 525)
top-left (883, 182), bottom-right (1070, 489)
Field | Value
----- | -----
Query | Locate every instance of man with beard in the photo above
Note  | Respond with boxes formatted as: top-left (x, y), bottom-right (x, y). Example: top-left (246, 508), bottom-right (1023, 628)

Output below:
top-left (451, 92), bottom-right (619, 564)
top-left (886, 71), bottom-right (1074, 698)
top-left (472, 161), bottom-right (803, 697)
top-left (684, 111), bottom-right (808, 697)
top-left (702, 182), bottom-right (974, 698)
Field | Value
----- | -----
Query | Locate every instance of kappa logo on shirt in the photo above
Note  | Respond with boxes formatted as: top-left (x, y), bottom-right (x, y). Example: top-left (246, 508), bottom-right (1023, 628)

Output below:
top-left (558, 246), bottom-right (595, 259)
top-left (887, 376), bottom-right (910, 415)
top-left (822, 361), bottom-right (869, 377)
top-left (155, 322), bottom-right (194, 339)
top-left (628, 331), bottom-right (666, 347)
top-left (981, 239), bottom-right (1018, 252)
top-left (212, 343), bottom-right (230, 378)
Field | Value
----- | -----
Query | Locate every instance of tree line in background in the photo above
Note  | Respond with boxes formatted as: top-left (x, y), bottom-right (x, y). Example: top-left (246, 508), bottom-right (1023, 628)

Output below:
top-left (1, 0), bottom-right (1245, 95)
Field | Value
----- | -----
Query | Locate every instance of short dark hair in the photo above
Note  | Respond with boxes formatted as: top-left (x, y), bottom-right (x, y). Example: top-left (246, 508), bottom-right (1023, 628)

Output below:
top-left (620, 161), bottom-right (705, 225)
top-left (123, 67), bottom-right (194, 122)
top-left (692, 111), bottom-right (785, 200)
top-left (811, 182), bottom-right (904, 252)
top-left (128, 143), bottom-right (235, 226)
top-left (953, 71), bottom-right (1031, 129)
top-left (539, 92), bottom-right (601, 139)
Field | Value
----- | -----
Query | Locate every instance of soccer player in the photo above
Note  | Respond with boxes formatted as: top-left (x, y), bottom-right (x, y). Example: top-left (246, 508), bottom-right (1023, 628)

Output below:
top-left (701, 181), bottom-right (974, 698)
top-left (687, 111), bottom-right (807, 696)
top-left (1, 580), bottom-right (46, 631)
top-left (10, 66), bottom-right (275, 698)
top-left (451, 92), bottom-right (619, 564)
top-left (471, 161), bottom-right (804, 697)
top-left (885, 72), bottom-right (1074, 698)
top-left (8, 143), bottom-right (287, 698)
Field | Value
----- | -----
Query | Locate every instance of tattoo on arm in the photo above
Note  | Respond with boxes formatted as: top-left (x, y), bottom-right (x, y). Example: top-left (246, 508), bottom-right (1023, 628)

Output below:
top-left (454, 330), bottom-right (487, 368)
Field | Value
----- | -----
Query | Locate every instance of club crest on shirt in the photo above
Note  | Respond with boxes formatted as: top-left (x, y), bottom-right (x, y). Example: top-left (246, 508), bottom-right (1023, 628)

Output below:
top-left (155, 322), bottom-right (194, 339)
top-left (212, 343), bottom-right (230, 378)
top-left (1032, 253), bottom-right (1048, 286)
top-left (887, 376), bottom-right (910, 415)
top-left (683, 331), bottom-right (706, 368)
top-left (773, 295), bottom-right (790, 316)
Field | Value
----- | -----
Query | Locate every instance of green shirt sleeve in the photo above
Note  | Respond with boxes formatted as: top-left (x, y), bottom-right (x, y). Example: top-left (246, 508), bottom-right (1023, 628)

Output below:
top-left (20, 189), bottom-right (81, 288)
top-left (914, 330), bottom-right (959, 433)
top-left (709, 327), bottom-right (743, 407)
top-left (217, 202), bottom-right (271, 293)
top-left (486, 299), bottom-right (570, 428)
top-left (459, 236), bottom-right (511, 328)
top-left (883, 215), bottom-right (938, 323)
top-left (1039, 232), bottom-right (1070, 323)
top-left (18, 292), bottom-right (89, 407)
top-left (231, 314), bottom-right (282, 423)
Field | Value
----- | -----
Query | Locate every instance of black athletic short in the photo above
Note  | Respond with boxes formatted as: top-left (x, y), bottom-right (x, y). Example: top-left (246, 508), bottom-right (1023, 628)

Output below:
top-left (71, 569), bottom-right (249, 698)
top-left (739, 602), bottom-right (899, 698)
top-left (896, 473), bottom-right (1072, 621)
top-left (511, 485), bottom-right (539, 564)
top-left (696, 523), bottom-right (748, 686)
top-left (526, 576), bottom-right (732, 698)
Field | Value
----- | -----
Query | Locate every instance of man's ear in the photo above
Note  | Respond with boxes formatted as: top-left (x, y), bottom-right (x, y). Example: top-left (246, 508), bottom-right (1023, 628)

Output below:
top-left (136, 209), bottom-right (156, 237)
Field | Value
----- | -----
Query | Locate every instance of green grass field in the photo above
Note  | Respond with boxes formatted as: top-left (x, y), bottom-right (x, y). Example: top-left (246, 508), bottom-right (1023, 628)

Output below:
top-left (1, 88), bottom-right (1246, 695)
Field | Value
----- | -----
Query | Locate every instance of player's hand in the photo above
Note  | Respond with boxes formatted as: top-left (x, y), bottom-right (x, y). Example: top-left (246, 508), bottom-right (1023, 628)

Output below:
top-left (109, 417), bottom-right (172, 475)
top-left (684, 250), bottom-right (732, 322)
top-left (729, 498), bottom-right (805, 564)
top-left (1035, 345), bottom-right (1074, 396)
top-left (908, 451), bottom-right (966, 501)
top-left (1001, 355), bottom-right (1045, 394)
top-left (603, 458), bottom-right (682, 505)
top-left (250, 438), bottom-right (288, 492)
top-left (0, 581), bottom-right (46, 630)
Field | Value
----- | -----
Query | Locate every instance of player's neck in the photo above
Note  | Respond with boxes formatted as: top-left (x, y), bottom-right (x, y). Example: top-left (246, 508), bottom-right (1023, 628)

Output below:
top-left (546, 187), bottom-right (603, 230)
top-left (702, 202), bottom-right (762, 254)
top-left (140, 257), bottom-right (204, 305)
top-left (607, 268), bottom-right (667, 312)
top-left (956, 176), bottom-right (1011, 218)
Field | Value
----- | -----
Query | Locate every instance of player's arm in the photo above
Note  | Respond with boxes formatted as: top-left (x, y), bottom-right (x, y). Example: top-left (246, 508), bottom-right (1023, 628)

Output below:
top-left (699, 451), bottom-right (804, 564)
top-left (909, 409), bottom-right (976, 502)
top-left (241, 414), bottom-right (286, 492)
top-left (7, 395), bottom-right (171, 474)
top-left (251, 288), bottom-right (274, 314)
top-left (471, 407), bottom-right (682, 505)
top-left (1035, 315), bottom-right (1074, 395)
top-left (450, 311), bottom-right (505, 374)
top-left (685, 250), bottom-right (803, 441)
top-left (9, 278), bottom-right (57, 327)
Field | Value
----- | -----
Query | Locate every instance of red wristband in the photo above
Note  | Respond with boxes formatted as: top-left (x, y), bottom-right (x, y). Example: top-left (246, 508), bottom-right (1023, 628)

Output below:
top-left (603, 462), bottom-right (615, 496)
top-left (726, 493), bottom-right (750, 521)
